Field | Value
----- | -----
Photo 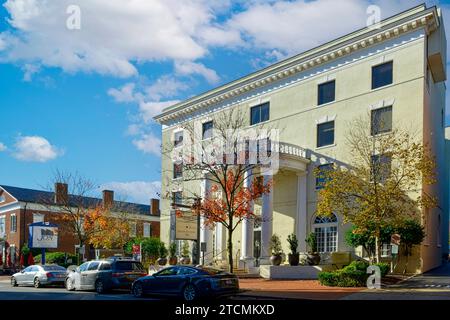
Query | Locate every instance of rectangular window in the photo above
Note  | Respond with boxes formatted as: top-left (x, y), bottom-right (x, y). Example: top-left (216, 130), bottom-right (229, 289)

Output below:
top-left (202, 121), bottom-right (213, 140)
top-left (129, 222), bottom-right (137, 237)
top-left (143, 223), bottom-right (151, 238)
top-left (371, 106), bottom-right (392, 135)
top-left (315, 226), bottom-right (337, 253)
top-left (381, 244), bottom-right (391, 257)
top-left (316, 163), bottom-right (333, 190)
top-left (10, 214), bottom-right (17, 233)
top-left (0, 216), bottom-right (5, 237)
top-left (173, 191), bottom-right (182, 205)
top-left (174, 131), bottom-right (183, 148)
top-left (173, 162), bottom-right (183, 179)
top-left (317, 121), bottom-right (335, 148)
top-left (33, 213), bottom-right (45, 223)
top-left (318, 80), bottom-right (335, 105)
top-left (372, 61), bottom-right (393, 89)
top-left (371, 154), bottom-right (392, 183)
top-left (250, 102), bottom-right (270, 125)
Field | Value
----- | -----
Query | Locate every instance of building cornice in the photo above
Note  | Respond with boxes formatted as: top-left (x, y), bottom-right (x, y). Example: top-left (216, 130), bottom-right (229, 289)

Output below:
top-left (154, 5), bottom-right (439, 125)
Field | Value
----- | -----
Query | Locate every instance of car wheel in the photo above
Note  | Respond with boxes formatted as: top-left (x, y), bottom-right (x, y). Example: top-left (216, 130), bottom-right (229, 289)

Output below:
top-left (183, 284), bottom-right (198, 301)
top-left (95, 280), bottom-right (105, 294)
top-left (34, 278), bottom-right (41, 288)
top-left (132, 282), bottom-right (144, 298)
top-left (65, 278), bottom-right (75, 291)
top-left (11, 277), bottom-right (17, 287)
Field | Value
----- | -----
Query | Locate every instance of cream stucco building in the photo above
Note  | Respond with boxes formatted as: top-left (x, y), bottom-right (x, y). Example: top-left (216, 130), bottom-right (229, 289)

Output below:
top-left (155, 5), bottom-right (448, 274)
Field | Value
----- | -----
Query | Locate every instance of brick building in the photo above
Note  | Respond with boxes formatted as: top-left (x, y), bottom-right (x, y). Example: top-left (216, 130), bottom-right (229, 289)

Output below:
top-left (0, 183), bottom-right (160, 267)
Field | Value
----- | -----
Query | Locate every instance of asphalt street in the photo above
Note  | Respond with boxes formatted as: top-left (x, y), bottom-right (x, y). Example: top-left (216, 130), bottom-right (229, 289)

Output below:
top-left (0, 278), bottom-right (157, 300)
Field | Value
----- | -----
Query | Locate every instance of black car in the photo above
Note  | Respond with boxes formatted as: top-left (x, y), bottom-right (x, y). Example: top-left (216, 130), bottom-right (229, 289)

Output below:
top-left (65, 257), bottom-right (147, 293)
top-left (131, 266), bottom-right (239, 301)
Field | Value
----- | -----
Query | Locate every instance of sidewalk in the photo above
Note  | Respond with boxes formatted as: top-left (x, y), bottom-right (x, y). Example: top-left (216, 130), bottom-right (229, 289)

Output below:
top-left (342, 262), bottom-right (450, 300)
top-left (237, 279), bottom-right (363, 300)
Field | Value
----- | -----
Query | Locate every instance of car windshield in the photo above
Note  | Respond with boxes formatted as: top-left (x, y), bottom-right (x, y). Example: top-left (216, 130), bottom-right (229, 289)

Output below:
top-left (114, 261), bottom-right (144, 271)
top-left (198, 267), bottom-right (224, 275)
top-left (43, 265), bottom-right (66, 271)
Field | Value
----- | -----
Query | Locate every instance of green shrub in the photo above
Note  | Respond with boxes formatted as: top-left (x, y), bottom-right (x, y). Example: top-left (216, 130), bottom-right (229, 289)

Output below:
top-left (319, 260), bottom-right (391, 287)
top-left (125, 237), bottom-right (163, 263)
top-left (33, 252), bottom-right (77, 267)
top-left (374, 262), bottom-right (390, 277)
top-left (319, 268), bottom-right (368, 287)
top-left (343, 260), bottom-right (369, 272)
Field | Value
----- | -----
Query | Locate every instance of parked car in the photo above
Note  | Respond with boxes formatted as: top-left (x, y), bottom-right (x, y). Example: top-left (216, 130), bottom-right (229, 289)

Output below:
top-left (65, 257), bottom-right (147, 293)
top-left (11, 264), bottom-right (67, 288)
top-left (131, 266), bottom-right (239, 301)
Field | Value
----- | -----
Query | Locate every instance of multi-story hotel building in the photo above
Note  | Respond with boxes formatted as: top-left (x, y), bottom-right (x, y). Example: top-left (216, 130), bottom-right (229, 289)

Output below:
top-left (155, 5), bottom-right (448, 273)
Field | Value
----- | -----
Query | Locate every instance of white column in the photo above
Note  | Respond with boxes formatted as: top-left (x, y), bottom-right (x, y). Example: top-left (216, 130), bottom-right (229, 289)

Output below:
top-left (215, 222), bottom-right (224, 260)
top-left (241, 169), bottom-right (255, 268)
top-left (260, 174), bottom-right (273, 265)
top-left (200, 177), bottom-right (213, 265)
top-left (296, 172), bottom-right (308, 252)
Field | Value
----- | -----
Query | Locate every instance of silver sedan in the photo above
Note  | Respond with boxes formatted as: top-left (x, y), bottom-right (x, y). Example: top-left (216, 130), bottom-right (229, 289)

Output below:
top-left (11, 264), bottom-right (67, 288)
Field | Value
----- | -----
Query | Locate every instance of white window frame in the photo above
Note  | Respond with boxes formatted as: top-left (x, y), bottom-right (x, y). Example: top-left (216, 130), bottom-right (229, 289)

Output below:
top-left (10, 214), bottom-right (17, 233)
top-left (313, 214), bottom-right (338, 253)
top-left (381, 243), bottom-right (391, 257)
top-left (0, 215), bottom-right (5, 237)
top-left (143, 223), bottom-right (151, 238)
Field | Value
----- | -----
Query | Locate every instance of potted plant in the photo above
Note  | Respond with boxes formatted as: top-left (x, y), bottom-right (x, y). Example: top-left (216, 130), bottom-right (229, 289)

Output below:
top-left (269, 234), bottom-right (283, 266)
top-left (305, 232), bottom-right (321, 265)
top-left (156, 242), bottom-right (168, 266)
top-left (287, 233), bottom-right (299, 266)
top-left (168, 242), bottom-right (178, 265)
top-left (180, 240), bottom-right (191, 265)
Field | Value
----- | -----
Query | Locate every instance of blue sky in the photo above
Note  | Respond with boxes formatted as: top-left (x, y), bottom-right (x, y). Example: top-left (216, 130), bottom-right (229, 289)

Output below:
top-left (0, 0), bottom-right (448, 204)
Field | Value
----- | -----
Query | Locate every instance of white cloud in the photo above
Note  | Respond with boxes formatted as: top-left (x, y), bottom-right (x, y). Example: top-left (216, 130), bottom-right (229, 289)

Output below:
top-left (100, 181), bottom-right (161, 204)
top-left (139, 100), bottom-right (180, 123)
top-left (13, 136), bottom-right (62, 162)
top-left (107, 83), bottom-right (136, 103)
top-left (174, 61), bottom-right (220, 84)
top-left (0, 0), bottom-right (239, 77)
top-left (132, 133), bottom-right (161, 156)
top-left (22, 63), bottom-right (40, 81)
top-left (145, 76), bottom-right (189, 101)
top-left (228, 0), bottom-right (422, 56)
top-left (0, 142), bottom-right (6, 152)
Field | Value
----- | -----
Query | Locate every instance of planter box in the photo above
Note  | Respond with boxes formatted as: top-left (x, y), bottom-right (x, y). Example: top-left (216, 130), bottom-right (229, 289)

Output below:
top-left (260, 265), bottom-right (322, 280)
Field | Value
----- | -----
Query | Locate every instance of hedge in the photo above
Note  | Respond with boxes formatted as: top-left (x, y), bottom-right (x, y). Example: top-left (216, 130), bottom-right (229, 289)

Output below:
top-left (33, 252), bottom-right (77, 268)
top-left (318, 261), bottom-right (390, 287)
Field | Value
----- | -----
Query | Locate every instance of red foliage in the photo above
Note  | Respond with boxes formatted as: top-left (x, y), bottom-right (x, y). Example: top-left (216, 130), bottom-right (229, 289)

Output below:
top-left (192, 171), bottom-right (272, 228)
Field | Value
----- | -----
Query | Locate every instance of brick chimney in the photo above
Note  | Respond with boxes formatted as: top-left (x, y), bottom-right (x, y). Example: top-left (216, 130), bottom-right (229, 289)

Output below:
top-left (150, 198), bottom-right (160, 215)
top-left (54, 183), bottom-right (68, 204)
top-left (102, 190), bottom-right (114, 209)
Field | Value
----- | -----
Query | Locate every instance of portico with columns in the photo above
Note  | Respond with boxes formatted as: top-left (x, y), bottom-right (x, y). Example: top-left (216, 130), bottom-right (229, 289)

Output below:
top-left (197, 142), bottom-right (310, 270)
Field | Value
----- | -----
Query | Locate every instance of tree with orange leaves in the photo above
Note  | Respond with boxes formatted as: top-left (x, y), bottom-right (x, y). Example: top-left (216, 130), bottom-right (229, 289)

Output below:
top-left (86, 207), bottom-right (131, 251)
top-left (165, 108), bottom-right (275, 273)
top-left (190, 170), bottom-right (271, 273)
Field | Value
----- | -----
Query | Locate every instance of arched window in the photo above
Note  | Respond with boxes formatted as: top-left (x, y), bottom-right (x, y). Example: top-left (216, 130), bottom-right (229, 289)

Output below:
top-left (313, 213), bottom-right (338, 253)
